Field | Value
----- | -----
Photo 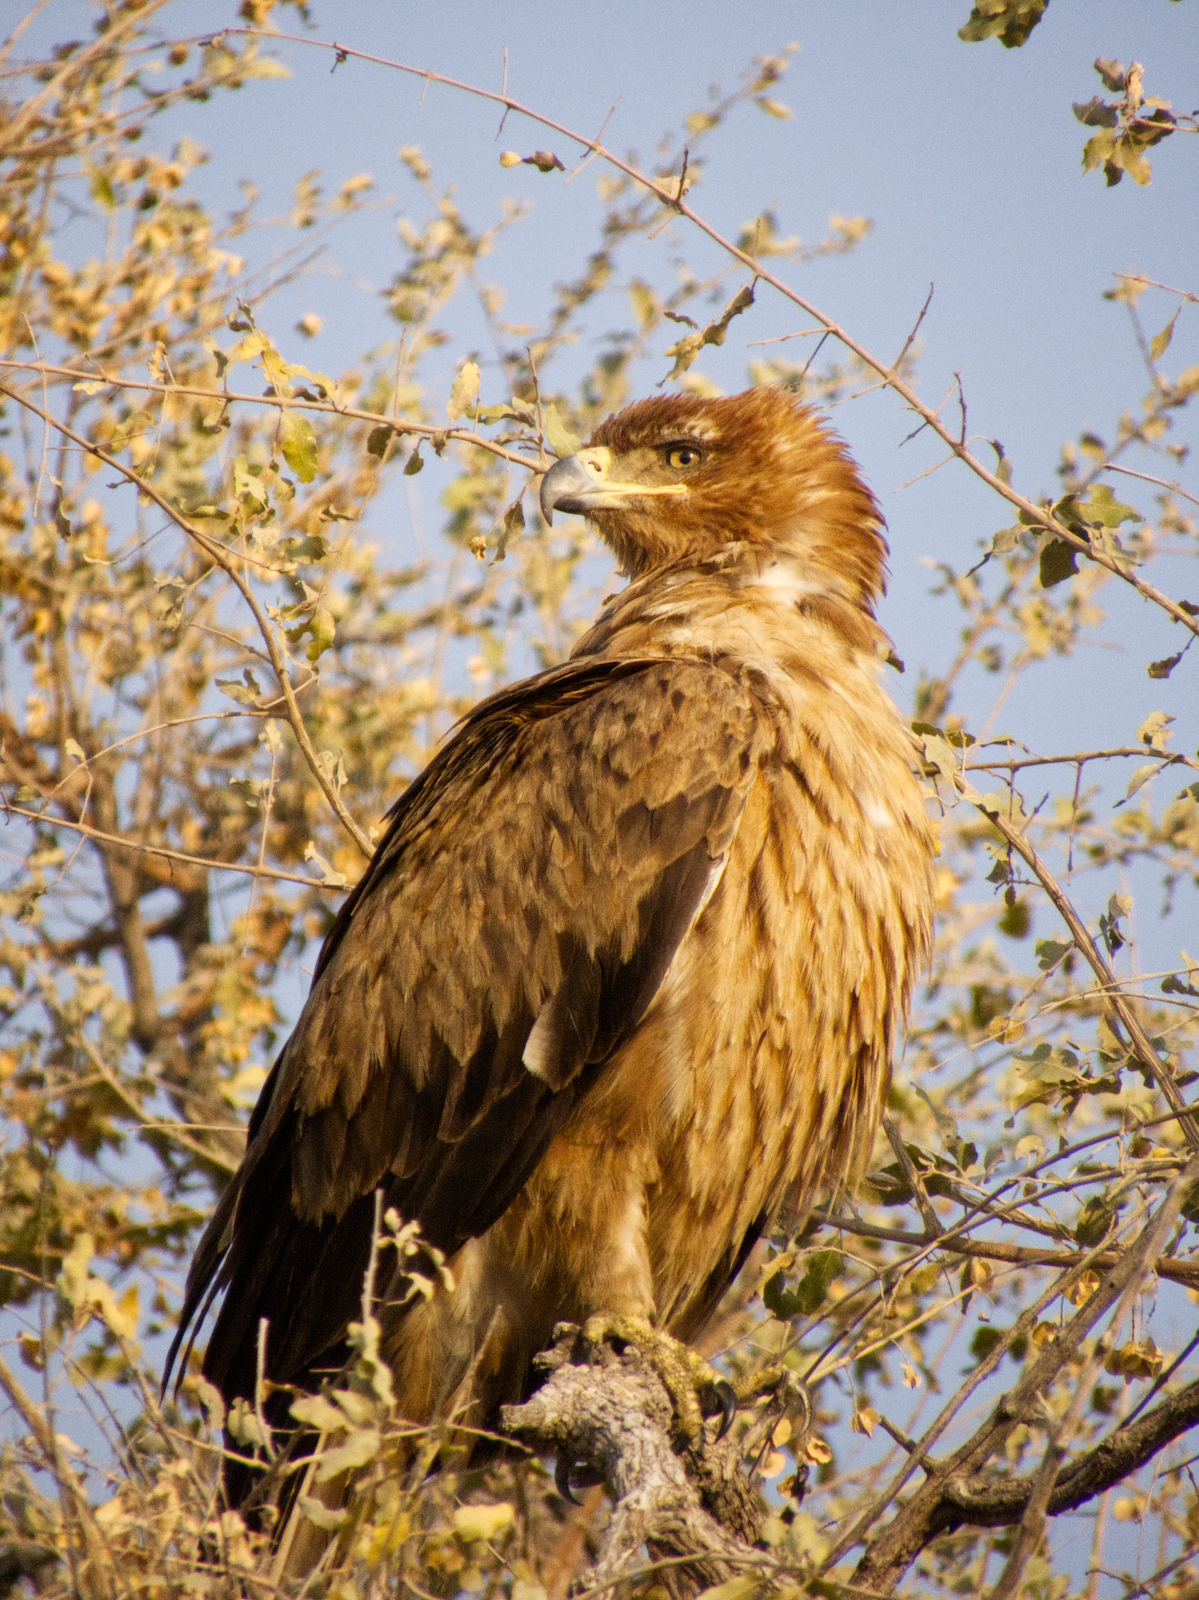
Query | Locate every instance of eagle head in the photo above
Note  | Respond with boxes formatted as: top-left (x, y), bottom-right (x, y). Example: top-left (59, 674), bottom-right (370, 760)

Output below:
top-left (539, 386), bottom-right (888, 609)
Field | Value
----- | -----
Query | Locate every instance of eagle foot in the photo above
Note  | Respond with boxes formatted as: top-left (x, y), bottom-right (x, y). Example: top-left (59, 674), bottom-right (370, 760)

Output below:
top-left (579, 1313), bottom-right (736, 1448)
top-left (728, 1361), bottom-right (809, 1427)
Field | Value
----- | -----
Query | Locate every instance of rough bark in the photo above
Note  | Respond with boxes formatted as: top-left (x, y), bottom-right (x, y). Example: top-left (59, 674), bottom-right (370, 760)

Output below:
top-left (501, 1328), bottom-right (770, 1598)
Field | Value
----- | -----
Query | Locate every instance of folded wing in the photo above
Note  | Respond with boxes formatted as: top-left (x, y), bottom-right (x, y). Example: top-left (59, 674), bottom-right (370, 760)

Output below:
top-left (171, 654), bottom-right (765, 1404)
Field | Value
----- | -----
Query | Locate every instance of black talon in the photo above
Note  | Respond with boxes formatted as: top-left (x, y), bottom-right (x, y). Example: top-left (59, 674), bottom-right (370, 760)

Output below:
top-left (714, 1378), bottom-right (738, 1440)
top-left (555, 1452), bottom-right (580, 1505)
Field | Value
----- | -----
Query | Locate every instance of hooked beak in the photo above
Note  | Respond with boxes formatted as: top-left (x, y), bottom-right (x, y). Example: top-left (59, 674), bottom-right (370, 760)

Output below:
top-left (539, 447), bottom-right (686, 525)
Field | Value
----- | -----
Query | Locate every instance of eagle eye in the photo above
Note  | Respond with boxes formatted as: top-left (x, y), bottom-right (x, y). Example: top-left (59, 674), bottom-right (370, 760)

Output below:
top-left (663, 442), bottom-right (703, 470)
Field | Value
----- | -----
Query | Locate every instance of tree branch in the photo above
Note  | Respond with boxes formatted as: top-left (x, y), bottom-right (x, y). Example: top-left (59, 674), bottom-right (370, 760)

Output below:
top-left (945, 1373), bottom-right (1199, 1525)
top-left (810, 1207), bottom-right (1199, 1290)
top-left (850, 1153), bottom-right (1199, 1594)
top-left (0, 382), bottom-right (376, 859)
top-left (971, 790), bottom-right (1199, 1151)
top-left (501, 1329), bottom-right (772, 1597)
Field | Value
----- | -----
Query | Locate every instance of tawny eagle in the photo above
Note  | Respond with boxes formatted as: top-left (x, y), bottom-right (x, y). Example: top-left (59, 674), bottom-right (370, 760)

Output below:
top-left (173, 385), bottom-right (935, 1519)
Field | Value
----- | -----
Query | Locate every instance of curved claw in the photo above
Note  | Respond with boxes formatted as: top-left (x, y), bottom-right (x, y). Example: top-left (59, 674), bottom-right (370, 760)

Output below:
top-left (555, 1451), bottom-right (580, 1505)
top-left (713, 1379), bottom-right (739, 1441)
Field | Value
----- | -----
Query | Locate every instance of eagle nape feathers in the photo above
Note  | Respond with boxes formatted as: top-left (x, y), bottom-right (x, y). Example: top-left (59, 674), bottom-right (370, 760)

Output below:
top-left (168, 384), bottom-right (937, 1567)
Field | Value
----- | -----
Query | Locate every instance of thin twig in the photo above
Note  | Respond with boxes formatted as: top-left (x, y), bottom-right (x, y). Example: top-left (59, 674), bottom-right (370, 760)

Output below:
top-left (968, 788), bottom-right (1199, 1151)
top-left (0, 382), bottom-right (375, 857)
top-left (0, 797), bottom-right (337, 890)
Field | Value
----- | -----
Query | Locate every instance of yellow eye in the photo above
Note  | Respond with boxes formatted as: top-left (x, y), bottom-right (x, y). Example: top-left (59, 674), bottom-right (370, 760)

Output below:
top-left (665, 444), bottom-right (702, 469)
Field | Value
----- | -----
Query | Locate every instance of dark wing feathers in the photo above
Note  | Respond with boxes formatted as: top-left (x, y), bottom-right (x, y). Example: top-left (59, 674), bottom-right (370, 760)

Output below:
top-left (171, 654), bottom-right (763, 1398)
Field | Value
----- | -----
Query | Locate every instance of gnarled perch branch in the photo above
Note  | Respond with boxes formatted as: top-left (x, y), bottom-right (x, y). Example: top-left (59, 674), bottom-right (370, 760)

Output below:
top-left (501, 1328), bottom-right (772, 1597)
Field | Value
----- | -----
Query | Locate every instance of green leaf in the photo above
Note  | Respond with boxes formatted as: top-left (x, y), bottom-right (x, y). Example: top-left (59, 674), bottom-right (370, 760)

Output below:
top-left (366, 423), bottom-right (395, 458)
top-left (297, 1497), bottom-right (348, 1531)
top-left (764, 1250), bottom-right (841, 1320)
top-left (1035, 939), bottom-right (1072, 971)
top-left (290, 1393), bottom-right (348, 1433)
top-left (215, 668), bottom-right (263, 707)
top-left (314, 1427), bottom-right (381, 1482)
top-left (475, 400), bottom-right (536, 427)
top-left (793, 1250), bottom-right (841, 1314)
top-left (918, 731), bottom-right (960, 785)
top-left (1075, 1197), bottom-right (1116, 1247)
top-left (452, 1503), bottom-right (515, 1541)
top-left (306, 606), bottom-right (335, 663)
top-left (989, 526), bottom-right (1023, 556)
top-left (1039, 538), bottom-right (1077, 588)
top-left (1121, 764), bottom-right (1158, 804)
top-left (109, 409), bottom-right (156, 454)
top-left (1076, 485), bottom-right (1140, 528)
top-left (496, 497), bottom-right (524, 561)
top-left (1082, 129), bottom-right (1119, 175)
top-left (958, 0), bottom-right (1048, 48)
top-left (279, 409), bottom-right (318, 483)
top-left (660, 282), bottom-right (756, 382)
top-left (88, 167), bottom-right (116, 209)
top-left (1117, 135), bottom-right (1152, 187)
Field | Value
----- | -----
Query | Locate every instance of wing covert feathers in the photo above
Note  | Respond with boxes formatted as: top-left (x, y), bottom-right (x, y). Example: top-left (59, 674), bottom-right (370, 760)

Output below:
top-left (178, 655), bottom-right (763, 1394)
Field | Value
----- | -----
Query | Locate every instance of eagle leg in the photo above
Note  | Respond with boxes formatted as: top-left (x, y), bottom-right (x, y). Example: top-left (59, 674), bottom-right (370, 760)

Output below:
top-left (579, 1312), bottom-right (734, 1448)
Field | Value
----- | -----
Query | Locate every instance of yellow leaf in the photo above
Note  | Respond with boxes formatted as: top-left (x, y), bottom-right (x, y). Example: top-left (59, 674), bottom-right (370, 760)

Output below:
top-left (226, 330), bottom-right (270, 366)
top-left (107, 1283), bottom-right (139, 1340)
top-left (1067, 1270), bottom-right (1101, 1307)
top-left (805, 1435), bottom-right (832, 1464)
top-left (544, 403), bottom-right (582, 458)
top-left (452, 1502), bottom-right (515, 1541)
top-left (851, 1405), bottom-right (879, 1437)
top-left (297, 1496), bottom-right (347, 1531)
top-left (314, 1427), bottom-right (381, 1482)
top-left (279, 409), bottom-right (318, 483)
top-left (57, 1234), bottom-right (95, 1307)
top-left (290, 1394), bottom-right (347, 1433)
top-left (447, 361), bottom-right (480, 419)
